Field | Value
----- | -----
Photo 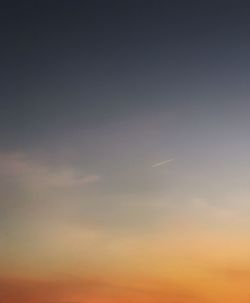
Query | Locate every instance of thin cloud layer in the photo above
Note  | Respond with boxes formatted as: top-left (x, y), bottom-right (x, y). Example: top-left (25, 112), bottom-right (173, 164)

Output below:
top-left (0, 152), bottom-right (100, 188)
top-left (0, 276), bottom-right (200, 303)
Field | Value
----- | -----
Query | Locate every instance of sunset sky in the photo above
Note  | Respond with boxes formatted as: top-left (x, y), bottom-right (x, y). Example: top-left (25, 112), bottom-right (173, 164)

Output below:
top-left (1, 1), bottom-right (250, 302)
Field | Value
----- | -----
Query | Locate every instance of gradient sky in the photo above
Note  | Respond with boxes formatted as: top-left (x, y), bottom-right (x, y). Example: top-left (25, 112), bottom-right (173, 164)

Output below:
top-left (1, 1), bottom-right (250, 302)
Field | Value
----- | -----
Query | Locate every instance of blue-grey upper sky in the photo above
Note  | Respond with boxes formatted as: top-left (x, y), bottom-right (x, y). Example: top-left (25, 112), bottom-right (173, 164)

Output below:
top-left (1, 0), bottom-right (250, 149)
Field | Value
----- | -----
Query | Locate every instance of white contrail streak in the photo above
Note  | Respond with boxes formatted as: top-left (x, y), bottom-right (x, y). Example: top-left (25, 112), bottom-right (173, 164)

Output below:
top-left (152, 158), bottom-right (174, 168)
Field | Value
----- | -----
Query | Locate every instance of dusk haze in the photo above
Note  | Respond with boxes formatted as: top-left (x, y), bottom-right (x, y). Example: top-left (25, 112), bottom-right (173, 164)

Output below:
top-left (1, 1), bottom-right (250, 302)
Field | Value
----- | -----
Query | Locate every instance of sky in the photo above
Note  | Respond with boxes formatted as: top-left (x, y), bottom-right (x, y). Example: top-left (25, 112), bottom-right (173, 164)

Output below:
top-left (1, 1), bottom-right (250, 302)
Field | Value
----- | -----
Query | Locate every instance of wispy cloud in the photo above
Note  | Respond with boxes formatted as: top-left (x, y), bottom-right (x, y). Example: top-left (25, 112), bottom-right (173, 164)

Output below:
top-left (191, 197), bottom-right (239, 223)
top-left (34, 170), bottom-right (100, 188)
top-left (0, 152), bottom-right (31, 176)
top-left (152, 158), bottom-right (174, 168)
top-left (0, 152), bottom-right (100, 188)
top-left (0, 275), bottom-right (200, 303)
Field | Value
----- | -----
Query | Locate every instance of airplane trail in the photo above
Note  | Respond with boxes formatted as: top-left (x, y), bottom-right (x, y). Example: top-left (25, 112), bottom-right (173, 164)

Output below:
top-left (152, 158), bottom-right (174, 168)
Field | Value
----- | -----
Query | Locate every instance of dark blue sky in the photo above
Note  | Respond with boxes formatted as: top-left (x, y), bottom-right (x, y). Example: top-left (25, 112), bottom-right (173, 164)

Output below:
top-left (1, 0), bottom-right (250, 149)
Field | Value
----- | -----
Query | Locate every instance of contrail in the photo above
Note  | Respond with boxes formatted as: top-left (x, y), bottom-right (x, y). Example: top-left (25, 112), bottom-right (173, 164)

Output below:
top-left (152, 158), bottom-right (174, 168)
